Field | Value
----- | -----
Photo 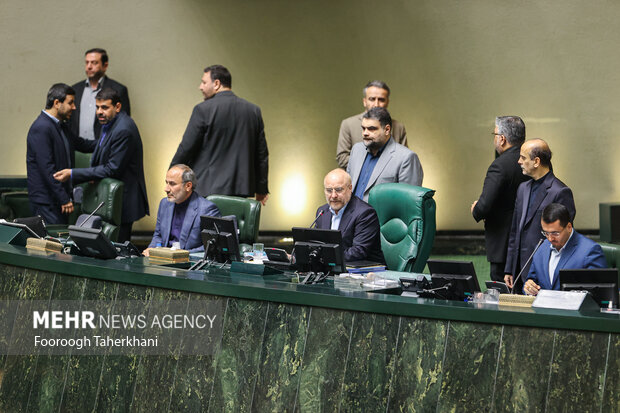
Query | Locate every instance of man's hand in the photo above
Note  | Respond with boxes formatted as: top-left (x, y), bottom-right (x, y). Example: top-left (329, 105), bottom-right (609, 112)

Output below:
top-left (54, 169), bottom-right (72, 183)
top-left (256, 193), bottom-right (269, 206)
top-left (504, 274), bottom-right (514, 289)
top-left (142, 248), bottom-right (151, 257)
top-left (61, 201), bottom-right (74, 215)
top-left (470, 200), bottom-right (478, 214)
top-left (523, 279), bottom-right (541, 296)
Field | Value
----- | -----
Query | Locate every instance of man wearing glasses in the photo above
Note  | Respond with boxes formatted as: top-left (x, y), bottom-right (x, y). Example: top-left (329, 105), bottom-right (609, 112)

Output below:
top-left (313, 168), bottom-right (384, 263)
top-left (472, 116), bottom-right (529, 282)
top-left (504, 139), bottom-right (576, 292)
top-left (523, 203), bottom-right (606, 295)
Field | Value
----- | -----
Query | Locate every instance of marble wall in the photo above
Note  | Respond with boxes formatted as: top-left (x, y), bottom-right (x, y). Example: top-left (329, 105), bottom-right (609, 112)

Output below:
top-left (0, 264), bottom-right (618, 412)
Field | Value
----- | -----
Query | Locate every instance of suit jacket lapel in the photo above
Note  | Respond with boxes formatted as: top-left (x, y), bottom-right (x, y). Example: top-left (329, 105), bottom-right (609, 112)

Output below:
top-left (179, 194), bottom-right (199, 248)
top-left (518, 181), bottom-right (531, 231)
top-left (161, 201), bottom-right (174, 247)
top-left (553, 231), bottom-right (578, 286)
top-left (524, 173), bottom-right (554, 227)
top-left (338, 197), bottom-right (357, 233)
top-left (365, 138), bottom-right (395, 194)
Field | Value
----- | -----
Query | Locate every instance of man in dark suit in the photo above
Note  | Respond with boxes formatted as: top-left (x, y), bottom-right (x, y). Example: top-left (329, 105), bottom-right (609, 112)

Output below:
top-left (54, 88), bottom-right (148, 242)
top-left (524, 203), bottom-right (606, 294)
top-left (69, 48), bottom-right (130, 141)
top-left (170, 65), bottom-right (269, 205)
top-left (347, 107), bottom-right (423, 202)
top-left (504, 139), bottom-right (576, 291)
top-left (143, 165), bottom-right (220, 255)
top-left (26, 83), bottom-right (96, 224)
top-left (314, 168), bottom-right (384, 263)
top-left (471, 116), bottom-right (529, 281)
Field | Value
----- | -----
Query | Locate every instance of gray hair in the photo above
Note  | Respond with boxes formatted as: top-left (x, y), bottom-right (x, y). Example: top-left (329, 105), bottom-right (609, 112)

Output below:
top-left (170, 164), bottom-right (196, 187)
top-left (363, 80), bottom-right (390, 98)
top-left (495, 116), bottom-right (525, 146)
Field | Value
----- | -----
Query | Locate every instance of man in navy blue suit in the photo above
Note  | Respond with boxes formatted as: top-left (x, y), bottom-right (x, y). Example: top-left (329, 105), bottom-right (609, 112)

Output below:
top-left (315, 168), bottom-right (384, 263)
top-left (143, 165), bottom-right (220, 256)
top-left (504, 139), bottom-right (576, 291)
top-left (54, 88), bottom-right (148, 242)
top-left (26, 83), bottom-right (96, 224)
top-left (523, 203), bottom-right (607, 295)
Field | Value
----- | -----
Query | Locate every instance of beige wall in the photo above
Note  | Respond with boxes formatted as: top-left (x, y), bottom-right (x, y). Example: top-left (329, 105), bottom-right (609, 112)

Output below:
top-left (2, 0), bottom-right (619, 231)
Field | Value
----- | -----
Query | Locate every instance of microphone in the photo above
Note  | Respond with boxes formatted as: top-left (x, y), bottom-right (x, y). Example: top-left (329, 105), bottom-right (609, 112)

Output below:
top-left (510, 238), bottom-right (545, 294)
top-left (309, 210), bottom-right (324, 228)
top-left (78, 201), bottom-right (105, 228)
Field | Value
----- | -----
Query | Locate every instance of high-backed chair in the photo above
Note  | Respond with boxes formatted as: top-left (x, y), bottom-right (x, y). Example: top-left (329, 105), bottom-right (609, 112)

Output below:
top-left (206, 195), bottom-right (261, 252)
top-left (368, 183), bottom-right (436, 273)
top-left (47, 178), bottom-right (124, 241)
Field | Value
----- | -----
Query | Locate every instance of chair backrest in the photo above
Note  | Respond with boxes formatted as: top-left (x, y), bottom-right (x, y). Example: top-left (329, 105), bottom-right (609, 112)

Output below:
top-left (368, 183), bottom-right (436, 272)
top-left (81, 178), bottom-right (124, 242)
top-left (600, 242), bottom-right (620, 269)
top-left (206, 195), bottom-right (261, 245)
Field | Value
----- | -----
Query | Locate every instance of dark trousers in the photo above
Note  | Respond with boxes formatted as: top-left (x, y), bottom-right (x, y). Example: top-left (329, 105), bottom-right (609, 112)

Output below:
top-left (489, 262), bottom-right (505, 282)
top-left (30, 202), bottom-right (67, 225)
top-left (118, 222), bottom-right (133, 243)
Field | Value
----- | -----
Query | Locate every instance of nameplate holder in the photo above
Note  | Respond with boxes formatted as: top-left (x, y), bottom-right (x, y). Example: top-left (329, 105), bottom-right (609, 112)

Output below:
top-left (532, 290), bottom-right (599, 311)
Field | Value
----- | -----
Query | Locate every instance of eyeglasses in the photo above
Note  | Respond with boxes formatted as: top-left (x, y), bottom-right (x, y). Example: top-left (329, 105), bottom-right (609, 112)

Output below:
top-left (324, 187), bottom-right (345, 194)
top-left (492, 133), bottom-right (503, 137)
top-left (541, 230), bottom-right (562, 238)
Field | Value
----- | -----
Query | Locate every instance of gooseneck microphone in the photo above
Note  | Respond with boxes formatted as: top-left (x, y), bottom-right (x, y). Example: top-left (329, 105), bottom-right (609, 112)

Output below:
top-left (510, 238), bottom-right (545, 294)
top-left (309, 210), bottom-right (324, 228)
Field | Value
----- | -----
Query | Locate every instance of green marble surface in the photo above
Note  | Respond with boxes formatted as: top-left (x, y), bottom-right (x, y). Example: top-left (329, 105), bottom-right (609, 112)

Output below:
top-left (340, 312), bottom-right (400, 410)
top-left (546, 330), bottom-right (610, 411)
top-left (389, 317), bottom-right (447, 412)
top-left (295, 307), bottom-right (354, 412)
top-left (437, 321), bottom-right (502, 412)
top-left (0, 249), bottom-right (618, 411)
top-left (252, 303), bottom-right (309, 412)
top-left (208, 298), bottom-right (268, 411)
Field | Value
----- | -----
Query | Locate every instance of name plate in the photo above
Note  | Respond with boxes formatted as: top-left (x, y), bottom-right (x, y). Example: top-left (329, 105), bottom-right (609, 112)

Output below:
top-left (532, 290), bottom-right (598, 311)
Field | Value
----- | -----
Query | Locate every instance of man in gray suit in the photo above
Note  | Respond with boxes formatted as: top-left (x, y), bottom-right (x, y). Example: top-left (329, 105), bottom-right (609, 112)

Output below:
top-left (347, 107), bottom-right (423, 202)
top-left (336, 80), bottom-right (408, 169)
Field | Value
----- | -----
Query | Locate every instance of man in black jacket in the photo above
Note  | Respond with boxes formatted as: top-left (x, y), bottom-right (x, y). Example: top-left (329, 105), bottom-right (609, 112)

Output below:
top-left (471, 116), bottom-right (529, 281)
top-left (170, 65), bottom-right (269, 204)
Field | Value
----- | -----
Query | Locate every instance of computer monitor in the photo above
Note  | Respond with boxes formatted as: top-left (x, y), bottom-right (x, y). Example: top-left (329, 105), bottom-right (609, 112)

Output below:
top-left (427, 259), bottom-right (481, 292)
top-left (292, 227), bottom-right (346, 275)
top-left (200, 216), bottom-right (241, 263)
top-left (68, 225), bottom-right (118, 260)
top-left (430, 273), bottom-right (480, 301)
top-left (560, 268), bottom-right (620, 308)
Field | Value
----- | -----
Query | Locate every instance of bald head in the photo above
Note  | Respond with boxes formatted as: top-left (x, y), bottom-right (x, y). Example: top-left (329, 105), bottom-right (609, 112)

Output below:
top-left (323, 169), bottom-right (353, 213)
top-left (519, 138), bottom-right (552, 179)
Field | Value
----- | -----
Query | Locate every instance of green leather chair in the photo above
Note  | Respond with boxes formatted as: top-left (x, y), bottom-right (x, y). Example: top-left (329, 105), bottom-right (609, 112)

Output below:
top-left (47, 178), bottom-right (124, 242)
top-left (368, 183), bottom-right (436, 273)
top-left (206, 195), bottom-right (261, 252)
top-left (0, 191), bottom-right (31, 219)
top-left (600, 242), bottom-right (620, 268)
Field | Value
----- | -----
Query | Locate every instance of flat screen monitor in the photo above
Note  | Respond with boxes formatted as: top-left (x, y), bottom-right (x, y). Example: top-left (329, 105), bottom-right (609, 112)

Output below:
top-left (430, 273), bottom-right (480, 301)
top-left (200, 216), bottom-right (241, 263)
top-left (427, 259), bottom-right (481, 292)
top-left (560, 268), bottom-right (619, 308)
top-left (68, 225), bottom-right (118, 260)
top-left (292, 227), bottom-right (346, 275)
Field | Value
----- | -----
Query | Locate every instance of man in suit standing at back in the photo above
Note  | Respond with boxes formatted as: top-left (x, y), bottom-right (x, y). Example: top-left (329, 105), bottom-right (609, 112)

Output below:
top-left (69, 48), bottom-right (130, 141)
top-left (347, 107), bottom-right (423, 202)
top-left (170, 65), bottom-right (269, 205)
top-left (471, 116), bottom-right (529, 282)
top-left (504, 139), bottom-right (576, 292)
top-left (54, 88), bottom-right (148, 242)
top-left (26, 83), bottom-right (96, 224)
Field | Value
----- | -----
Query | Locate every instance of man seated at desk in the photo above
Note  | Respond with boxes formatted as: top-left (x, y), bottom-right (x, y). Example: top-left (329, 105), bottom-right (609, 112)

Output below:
top-left (143, 164), bottom-right (220, 256)
top-left (523, 203), bottom-right (607, 295)
top-left (313, 168), bottom-right (384, 263)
